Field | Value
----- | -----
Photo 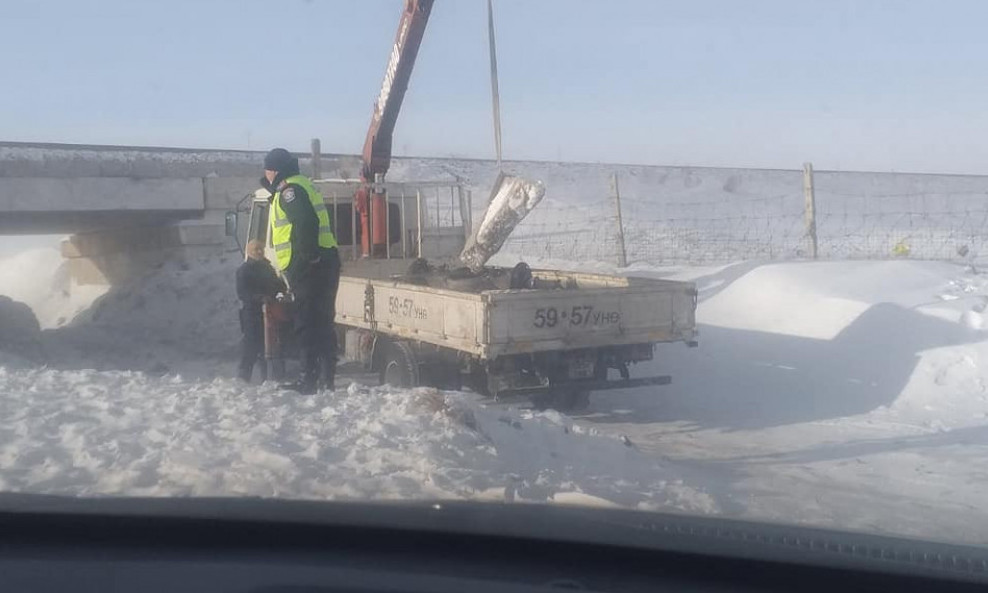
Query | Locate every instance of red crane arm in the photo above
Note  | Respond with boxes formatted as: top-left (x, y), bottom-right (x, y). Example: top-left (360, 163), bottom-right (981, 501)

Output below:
top-left (361, 0), bottom-right (434, 181)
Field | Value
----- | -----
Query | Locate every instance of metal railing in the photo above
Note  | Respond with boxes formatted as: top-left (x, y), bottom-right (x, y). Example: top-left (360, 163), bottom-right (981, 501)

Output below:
top-left (312, 179), bottom-right (472, 261)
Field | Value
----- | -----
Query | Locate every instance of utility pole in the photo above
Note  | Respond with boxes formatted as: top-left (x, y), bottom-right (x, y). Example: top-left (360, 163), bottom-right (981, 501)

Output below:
top-left (611, 172), bottom-right (628, 267)
top-left (311, 138), bottom-right (322, 180)
top-left (487, 0), bottom-right (503, 169)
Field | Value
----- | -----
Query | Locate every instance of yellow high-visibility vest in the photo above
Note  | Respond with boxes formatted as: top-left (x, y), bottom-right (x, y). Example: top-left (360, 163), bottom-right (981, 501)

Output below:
top-left (268, 174), bottom-right (337, 271)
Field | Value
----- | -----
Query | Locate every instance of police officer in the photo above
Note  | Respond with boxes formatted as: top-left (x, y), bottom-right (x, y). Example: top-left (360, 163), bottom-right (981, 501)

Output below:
top-left (236, 239), bottom-right (285, 383)
top-left (262, 148), bottom-right (341, 394)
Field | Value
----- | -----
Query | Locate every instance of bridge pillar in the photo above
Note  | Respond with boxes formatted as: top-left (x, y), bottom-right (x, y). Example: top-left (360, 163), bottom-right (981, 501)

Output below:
top-left (62, 221), bottom-right (225, 285)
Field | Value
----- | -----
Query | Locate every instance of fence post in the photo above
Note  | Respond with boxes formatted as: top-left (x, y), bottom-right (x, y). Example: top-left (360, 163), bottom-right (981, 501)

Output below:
top-left (610, 172), bottom-right (628, 267)
top-left (310, 138), bottom-right (322, 180)
top-left (416, 190), bottom-right (423, 258)
top-left (803, 162), bottom-right (818, 259)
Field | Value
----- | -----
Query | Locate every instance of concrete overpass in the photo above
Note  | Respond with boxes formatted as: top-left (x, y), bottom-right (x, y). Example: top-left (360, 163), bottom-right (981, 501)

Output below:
top-left (0, 177), bottom-right (204, 235)
top-left (0, 142), bottom-right (365, 284)
top-left (0, 141), bottom-right (358, 232)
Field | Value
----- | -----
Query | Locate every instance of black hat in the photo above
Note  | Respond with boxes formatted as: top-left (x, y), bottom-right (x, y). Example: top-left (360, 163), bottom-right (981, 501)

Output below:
top-left (263, 148), bottom-right (298, 173)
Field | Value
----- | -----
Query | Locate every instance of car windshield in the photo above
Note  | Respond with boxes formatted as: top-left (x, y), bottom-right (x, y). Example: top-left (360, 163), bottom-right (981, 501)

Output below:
top-left (3, 0), bottom-right (988, 550)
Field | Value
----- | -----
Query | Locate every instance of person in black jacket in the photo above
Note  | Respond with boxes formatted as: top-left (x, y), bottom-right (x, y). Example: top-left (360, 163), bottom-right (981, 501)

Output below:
top-left (261, 148), bottom-right (342, 394)
top-left (236, 239), bottom-right (286, 383)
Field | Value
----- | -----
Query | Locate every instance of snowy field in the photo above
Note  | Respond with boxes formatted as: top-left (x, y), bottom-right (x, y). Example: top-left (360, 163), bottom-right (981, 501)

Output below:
top-left (579, 259), bottom-right (988, 545)
top-left (3, 247), bottom-right (988, 545)
top-left (0, 373), bottom-right (713, 512)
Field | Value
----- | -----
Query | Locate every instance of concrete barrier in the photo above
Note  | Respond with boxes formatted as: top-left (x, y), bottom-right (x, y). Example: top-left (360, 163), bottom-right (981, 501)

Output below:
top-left (62, 221), bottom-right (225, 285)
top-left (0, 177), bottom-right (205, 212)
top-left (203, 177), bottom-right (260, 211)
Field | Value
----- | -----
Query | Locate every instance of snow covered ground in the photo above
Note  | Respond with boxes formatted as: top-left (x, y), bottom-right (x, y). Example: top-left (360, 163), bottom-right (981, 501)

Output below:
top-left (38, 252), bottom-right (243, 377)
top-left (577, 259), bottom-right (988, 544)
top-left (0, 368), bottom-right (714, 512)
top-left (4, 246), bottom-right (988, 545)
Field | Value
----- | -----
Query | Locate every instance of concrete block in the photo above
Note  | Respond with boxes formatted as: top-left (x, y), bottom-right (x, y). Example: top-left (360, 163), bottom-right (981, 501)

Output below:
top-left (63, 219), bottom-right (224, 259)
top-left (0, 154), bottom-right (36, 177)
top-left (95, 158), bottom-right (131, 177)
top-left (63, 226), bottom-right (176, 258)
top-left (67, 256), bottom-right (112, 285)
top-left (0, 144), bottom-right (274, 179)
top-left (68, 243), bottom-right (226, 286)
top-left (203, 177), bottom-right (260, 211)
top-left (67, 248), bottom-right (166, 286)
top-left (66, 155), bottom-right (95, 178)
top-left (129, 159), bottom-right (167, 178)
top-left (0, 143), bottom-right (368, 182)
top-left (60, 237), bottom-right (83, 258)
top-left (0, 177), bottom-right (205, 212)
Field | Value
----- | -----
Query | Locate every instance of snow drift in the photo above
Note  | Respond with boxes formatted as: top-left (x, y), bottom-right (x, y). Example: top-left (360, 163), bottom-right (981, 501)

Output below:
top-left (0, 370), bottom-right (715, 512)
top-left (41, 253), bottom-right (243, 378)
top-left (587, 259), bottom-right (988, 543)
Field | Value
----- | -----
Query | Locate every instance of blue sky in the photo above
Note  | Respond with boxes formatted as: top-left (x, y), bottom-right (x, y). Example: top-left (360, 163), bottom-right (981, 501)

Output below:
top-left (3, 0), bottom-right (988, 173)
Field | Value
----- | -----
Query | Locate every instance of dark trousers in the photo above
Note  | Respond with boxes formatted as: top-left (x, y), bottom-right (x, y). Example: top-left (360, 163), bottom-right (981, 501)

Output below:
top-left (287, 248), bottom-right (341, 386)
top-left (238, 306), bottom-right (266, 382)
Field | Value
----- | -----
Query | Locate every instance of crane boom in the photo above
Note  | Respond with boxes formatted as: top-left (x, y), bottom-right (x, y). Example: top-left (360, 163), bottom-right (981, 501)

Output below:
top-left (361, 0), bottom-right (434, 181)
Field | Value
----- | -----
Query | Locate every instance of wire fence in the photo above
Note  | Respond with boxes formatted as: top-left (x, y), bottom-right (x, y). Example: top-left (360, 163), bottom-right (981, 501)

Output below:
top-left (815, 188), bottom-right (988, 261)
top-left (498, 166), bottom-right (988, 267)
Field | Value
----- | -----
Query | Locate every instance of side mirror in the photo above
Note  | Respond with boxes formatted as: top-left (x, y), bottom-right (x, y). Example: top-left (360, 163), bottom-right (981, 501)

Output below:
top-left (224, 211), bottom-right (238, 237)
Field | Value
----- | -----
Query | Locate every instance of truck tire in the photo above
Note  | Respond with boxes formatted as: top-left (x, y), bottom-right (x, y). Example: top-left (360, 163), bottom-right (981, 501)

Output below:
top-left (381, 341), bottom-right (420, 388)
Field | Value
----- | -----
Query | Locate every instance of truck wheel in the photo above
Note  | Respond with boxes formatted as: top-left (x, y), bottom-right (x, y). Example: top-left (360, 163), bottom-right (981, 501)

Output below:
top-left (381, 341), bottom-right (420, 388)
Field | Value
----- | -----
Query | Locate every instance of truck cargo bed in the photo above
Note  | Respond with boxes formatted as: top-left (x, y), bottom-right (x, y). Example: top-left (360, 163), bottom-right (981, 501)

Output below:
top-left (336, 266), bottom-right (697, 359)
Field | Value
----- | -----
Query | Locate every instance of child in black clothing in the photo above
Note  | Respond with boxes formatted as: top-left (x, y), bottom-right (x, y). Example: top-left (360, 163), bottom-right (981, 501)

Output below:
top-left (236, 240), bottom-right (286, 382)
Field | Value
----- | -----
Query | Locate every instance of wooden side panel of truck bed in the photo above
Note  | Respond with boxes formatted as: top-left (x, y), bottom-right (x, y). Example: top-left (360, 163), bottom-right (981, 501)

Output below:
top-left (336, 277), bottom-right (488, 355)
top-left (335, 272), bottom-right (697, 359)
top-left (483, 280), bottom-right (696, 357)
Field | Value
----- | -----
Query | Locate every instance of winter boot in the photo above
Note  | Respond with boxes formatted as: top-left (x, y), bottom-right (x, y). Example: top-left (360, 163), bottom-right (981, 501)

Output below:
top-left (280, 362), bottom-right (319, 395)
top-left (279, 378), bottom-right (317, 395)
top-left (321, 365), bottom-right (336, 391)
top-left (237, 362), bottom-right (253, 384)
